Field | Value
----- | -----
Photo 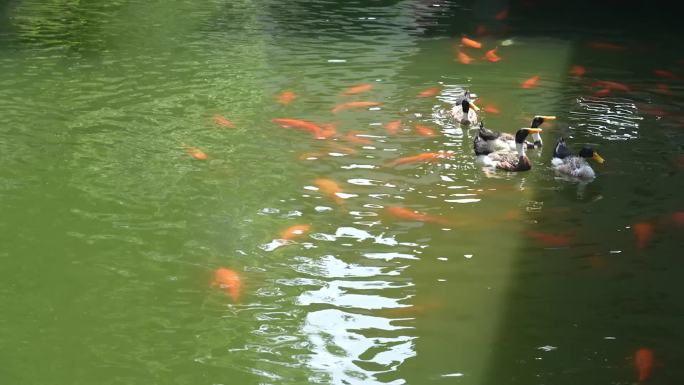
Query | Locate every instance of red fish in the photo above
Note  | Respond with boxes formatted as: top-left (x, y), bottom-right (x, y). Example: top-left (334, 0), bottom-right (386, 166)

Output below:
top-left (475, 24), bottom-right (488, 36)
top-left (345, 131), bottom-right (373, 145)
top-left (591, 80), bottom-right (631, 92)
top-left (184, 145), bottom-right (208, 160)
top-left (521, 75), bottom-right (540, 89)
top-left (299, 152), bottom-right (325, 160)
top-left (414, 124), bottom-right (436, 137)
top-left (277, 90), bottom-right (297, 105)
top-left (671, 211), bottom-right (684, 226)
top-left (655, 84), bottom-right (672, 95)
top-left (418, 87), bottom-right (440, 97)
top-left (634, 348), bottom-right (654, 382)
top-left (484, 105), bottom-right (500, 114)
top-left (314, 178), bottom-right (345, 205)
top-left (341, 83), bottom-right (373, 96)
top-left (593, 88), bottom-right (611, 97)
top-left (588, 41), bottom-right (627, 51)
top-left (332, 101), bottom-right (383, 113)
top-left (633, 222), bottom-right (654, 249)
top-left (384, 120), bottom-right (402, 134)
top-left (213, 115), bottom-right (236, 128)
top-left (461, 36), bottom-right (482, 49)
top-left (569, 65), bottom-right (586, 77)
top-left (457, 50), bottom-right (473, 64)
top-left (386, 206), bottom-right (453, 226)
top-left (386, 151), bottom-right (455, 167)
top-left (319, 123), bottom-right (338, 139)
top-left (328, 142), bottom-right (356, 155)
top-left (280, 224), bottom-right (311, 240)
top-left (653, 69), bottom-right (679, 80)
top-left (526, 231), bottom-right (572, 247)
top-left (272, 118), bottom-right (326, 139)
top-left (484, 48), bottom-right (501, 63)
top-left (494, 9), bottom-right (509, 20)
top-left (211, 268), bottom-right (242, 302)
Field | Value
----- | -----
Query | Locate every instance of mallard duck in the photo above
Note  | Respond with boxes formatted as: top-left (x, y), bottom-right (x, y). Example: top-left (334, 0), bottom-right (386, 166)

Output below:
top-left (478, 128), bottom-right (543, 171)
top-left (551, 137), bottom-right (605, 179)
top-left (451, 91), bottom-right (479, 125)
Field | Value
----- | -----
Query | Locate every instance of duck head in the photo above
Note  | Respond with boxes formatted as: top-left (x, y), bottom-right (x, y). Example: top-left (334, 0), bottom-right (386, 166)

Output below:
top-left (529, 116), bottom-right (554, 148)
top-left (579, 147), bottom-right (605, 163)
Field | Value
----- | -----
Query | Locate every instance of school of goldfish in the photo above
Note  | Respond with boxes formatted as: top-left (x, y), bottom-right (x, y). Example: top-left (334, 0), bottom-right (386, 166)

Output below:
top-left (190, 13), bottom-right (681, 382)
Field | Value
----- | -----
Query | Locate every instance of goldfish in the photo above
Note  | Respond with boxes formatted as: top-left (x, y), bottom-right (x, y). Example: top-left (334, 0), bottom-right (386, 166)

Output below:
top-left (272, 118), bottom-right (326, 139)
top-left (211, 267), bottom-right (242, 302)
top-left (417, 87), bottom-right (441, 97)
top-left (591, 80), bottom-right (631, 92)
top-left (633, 222), bottom-right (654, 249)
top-left (671, 211), bottom-right (684, 226)
top-left (414, 124), bottom-right (436, 137)
top-left (386, 151), bottom-right (455, 167)
top-left (569, 65), bottom-right (586, 77)
top-left (634, 348), bottom-right (654, 382)
top-left (484, 105), bottom-right (500, 114)
top-left (588, 41), bottom-right (626, 51)
top-left (655, 84), bottom-right (672, 95)
top-left (184, 145), bottom-right (208, 160)
top-left (526, 231), bottom-right (572, 247)
top-left (314, 178), bottom-right (345, 205)
top-left (280, 224), bottom-right (311, 240)
top-left (475, 24), bottom-right (488, 36)
top-left (328, 142), bottom-right (357, 155)
top-left (332, 101), bottom-right (383, 113)
top-left (384, 120), bottom-right (402, 134)
top-left (385, 206), bottom-right (453, 226)
top-left (341, 83), bottom-right (373, 95)
top-left (319, 123), bottom-right (338, 139)
top-left (299, 152), bottom-right (324, 160)
top-left (457, 50), bottom-right (473, 64)
top-left (461, 36), bottom-right (482, 49)
top-left (593, 88), bottom-right (611, 97)
top-left (213, 115), bottom-right (236, 128)
top-left (484, 48), bottom-right (501, 62)
top-left (653, 69), bottom-right (679, 80)
top-left (494, 9), bottom-right (509, 20)
top-left (345, 131), bottom-right (373, 145)
top-left (277, 90), bottom-right (297, 105)
top-left (521, 75), bottom-right (540, 89)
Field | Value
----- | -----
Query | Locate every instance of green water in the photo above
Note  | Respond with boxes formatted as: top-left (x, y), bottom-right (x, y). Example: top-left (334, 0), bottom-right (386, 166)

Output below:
top-left (1, 1), bottom-right (683, 384)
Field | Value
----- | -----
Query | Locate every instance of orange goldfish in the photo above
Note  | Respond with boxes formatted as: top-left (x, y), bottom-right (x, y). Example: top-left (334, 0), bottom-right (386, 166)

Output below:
top-left (314, 178), bottom-right (345, 205)
top-left (386, 151), bottom-right (454, 167)
top-left (526, 231), bottom-right (572, 247)
top-left (461, 36), bottom-right (482, 49)
top-left (655, 84), bottom-right (672, 95)
top-left (184, 145), bottom-right (208, 160)
top-left (634, 348), bottom-right (654, 382)
top-left (328, 142), bottom-right (357, 155)
top-left (280, 224), bottom-right (311, 240)
top-left (457, 50), bottom-right (473, 64)
top-left (593, 88), bottom-right (611, 97)
top-left (384, 120), bottom-right (402, 134)
top-left (341, 83), bottom-right (373, 96)
top-left (484, 48), bottom-right (501, 62)
top-left (653, 69), bottom-right (680, 80)
top-left (633, 222), bottom-right (653, 249)
top-left (277, 90), bottom-right (297, 105)
top-left (319, 123), bottom-right (337, 139)
top-left (332, 101), bottom-right (383, 113)
top-left (272, 118), bottom-right (326, 139)
top-left (213, 115), bottom-right (236, 128)
top-left (211, 267), bottom-right (242, 302)
top-left (345, 131), bottom-right (373, 145)
top-left (418, 87), bottom-right (441, 97)
top-left (494, 8), bottom-right (509, 20)
top-left (484, 105), bottom-right (500, 114)
top-left (414, 124), bottom-right (436, 137)
top-left (299, 152), bottom-right (325, 160)
top-left (386, 206), bottom-right (453, 226)
top-left (591, 80), bottom-right (631, 92)
top-left (521, 75), bottom-right (540, 89)
top-left (475, 24), bottom-right (488, 36)
top-left (569, 65), bottom-right (586, 77)
top-left (588, 41), bottom-right (626, 51)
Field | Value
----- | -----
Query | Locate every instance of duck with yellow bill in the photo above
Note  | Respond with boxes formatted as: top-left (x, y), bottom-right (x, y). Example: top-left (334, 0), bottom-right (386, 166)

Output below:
top-left (450, 91), bottom-right (479, 126)
top-left (479, 128), bottom-right (543, 172)
top-left (473, 115), bottom-right (554, 156)
top-left (551, 137), bottom-right (605, 179)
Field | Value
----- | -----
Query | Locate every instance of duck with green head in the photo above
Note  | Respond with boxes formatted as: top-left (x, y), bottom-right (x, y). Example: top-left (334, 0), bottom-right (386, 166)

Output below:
top-left (551, 137), bottom-right (605, 179)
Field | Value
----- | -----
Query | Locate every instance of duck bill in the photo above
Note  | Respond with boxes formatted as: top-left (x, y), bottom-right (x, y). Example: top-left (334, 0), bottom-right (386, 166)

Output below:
top-left (536, 115), bottom-right (556, 120)
top-left (523, 128), bottom-right (543, 133)
top-left (592, 152), bottom-right (605, 164)
top-left (469, 102), bottom-right (480, 111)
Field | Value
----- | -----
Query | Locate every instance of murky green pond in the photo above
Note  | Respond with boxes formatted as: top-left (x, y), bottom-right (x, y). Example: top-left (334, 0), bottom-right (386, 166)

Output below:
top-left (1, 1), bottom-right (683, 384)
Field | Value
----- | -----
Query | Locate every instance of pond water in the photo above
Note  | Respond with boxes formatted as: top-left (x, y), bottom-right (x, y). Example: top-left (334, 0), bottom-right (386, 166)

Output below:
top-left (1, 1), bottom-right (683, 384)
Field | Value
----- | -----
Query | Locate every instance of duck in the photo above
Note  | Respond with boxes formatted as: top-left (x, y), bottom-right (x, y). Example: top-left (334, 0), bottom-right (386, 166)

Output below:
top-left (551, 137), bottom-right (604, 179)
top-left (479, 128), bottom-right (543, 172)
top-left (451, 91), bottom-right (479, 125)
top-left (472, 115), bottom-right (555, 156)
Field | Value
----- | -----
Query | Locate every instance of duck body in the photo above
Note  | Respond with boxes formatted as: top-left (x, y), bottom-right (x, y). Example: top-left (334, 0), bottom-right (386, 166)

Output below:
top-left (551, 137), bottom-right (604, 180)
top-left (478, 128), bottom-right (542, 172)
top-left (451, 92), bottom-right (479, 126)
top-left (473, 123), bottom-right (515, 156)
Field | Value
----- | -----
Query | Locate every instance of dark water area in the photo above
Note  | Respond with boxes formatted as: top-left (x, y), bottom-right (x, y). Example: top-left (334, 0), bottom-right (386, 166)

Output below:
top-left (1, 1), bottom-right (683, 384)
